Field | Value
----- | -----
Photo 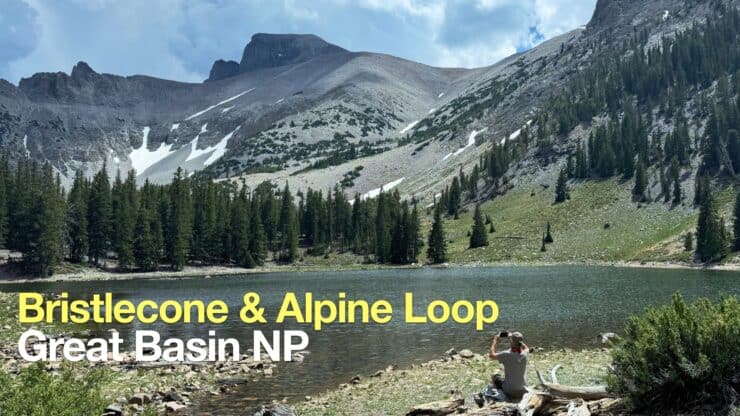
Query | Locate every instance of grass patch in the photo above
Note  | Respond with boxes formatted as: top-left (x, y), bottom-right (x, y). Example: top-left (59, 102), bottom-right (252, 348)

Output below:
top-left (440, 178), bottom-right (700, 264)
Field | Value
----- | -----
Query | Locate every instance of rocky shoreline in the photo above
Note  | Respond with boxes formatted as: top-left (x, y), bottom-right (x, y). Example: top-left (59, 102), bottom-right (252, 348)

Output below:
top-left (295, 346), bottom-right (614, 416)
top-left (1, 258), bottom-right (737, 285)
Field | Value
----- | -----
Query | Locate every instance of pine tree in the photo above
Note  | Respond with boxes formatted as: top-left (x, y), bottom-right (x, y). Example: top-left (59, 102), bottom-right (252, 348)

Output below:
top-left (249, 207), bottom-right (267, 266)
top-left (407, 204), bottom-right (422, 263)
top-left (26, 164), bottom-right (65, 276)
top-left (540, 233), bottom-right (547, 252)
top-left (684, 232), bottom-right (693, 252)
top-left (447, 177), bottom-right (461, 216)
top-left (111, 170), bottom-right (136, 269)
top-left (633, 159), bottom-right (647, 200)
top-left (390, 203), bottom-right (409, 264)
top-left (375, 192), bottom-right (391, 263)
top-left (575, 143), bottom-right (589, 178)
top-left (672, 169), bottom-right (682, 205)
top-left (660, 165), bottom-right (670, 203)
top-left (166, 167), bottom-right (192, 270)
top-left (427, 205), bottom-right (447, 264)
top-left (278, 182), bottom-right (298, 263)
top-left (469, 204), bottom-right (488, 248)
top-left (134, 179), bottom-right (161, 271)
top-left (696, 185), bottom-right (727, 262)
top-left (733, 192), bottom-right (740, 251)
top-left (66, 171), bottom-right (88, 262)
top-left (544, 221), bottom-right (554, 243)
top-left (87, 164), bottom-right (111, 265)
top-left (133, 204), bottom-right (158, 271)
top-left (554, 167), bottom-right (568, 203)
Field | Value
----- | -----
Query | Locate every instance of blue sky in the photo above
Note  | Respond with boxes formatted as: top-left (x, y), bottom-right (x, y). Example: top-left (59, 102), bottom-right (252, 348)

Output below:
top-left (0, 0), bottom-right (597, 84)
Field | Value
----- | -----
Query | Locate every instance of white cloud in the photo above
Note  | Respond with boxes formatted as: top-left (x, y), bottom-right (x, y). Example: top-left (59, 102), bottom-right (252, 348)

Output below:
top-left (283, 0), bottom-right (320, 20)
top-left (436, 42), bottom-right (518, 69)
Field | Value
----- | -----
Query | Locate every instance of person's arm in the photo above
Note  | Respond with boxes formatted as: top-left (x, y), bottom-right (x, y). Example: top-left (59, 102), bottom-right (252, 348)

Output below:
top-left (520, 342), bottom-right (529, 354)
top-left (489, 334), bottom-right (500, 360)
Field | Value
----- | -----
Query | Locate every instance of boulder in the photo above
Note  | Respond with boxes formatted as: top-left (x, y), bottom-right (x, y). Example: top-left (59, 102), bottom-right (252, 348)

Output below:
top-left (164, 390), bottom-right (182, 402)
top-left (102, 404), bottom-right (122, 416)
top-left (128, 393), bottom-right (151, 405)
top-left (164, 401), bottom-right (187, 413)
top-left (596, 333), bottom-right (621, 345)
top-left (252, 404), bottom-right (297, 416)
top-left (459, 349), bottom-right (475, 359)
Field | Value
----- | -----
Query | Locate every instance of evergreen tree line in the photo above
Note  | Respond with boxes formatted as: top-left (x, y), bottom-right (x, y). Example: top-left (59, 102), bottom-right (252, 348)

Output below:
top-left (542, 6), bottom-right (739, 191)
top-left (0, 161), bottom-right (425, 275)
top-left (693, 176), bottom-right (740, 263)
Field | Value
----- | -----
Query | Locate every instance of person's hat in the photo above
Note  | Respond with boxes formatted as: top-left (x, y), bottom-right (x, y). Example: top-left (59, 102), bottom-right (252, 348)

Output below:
top-left (511, 332), bottom-right (524, 346)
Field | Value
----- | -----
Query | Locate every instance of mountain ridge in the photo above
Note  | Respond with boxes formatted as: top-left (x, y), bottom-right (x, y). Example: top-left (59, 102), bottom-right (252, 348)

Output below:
top-left (0, 0), bottom-right (734, 197)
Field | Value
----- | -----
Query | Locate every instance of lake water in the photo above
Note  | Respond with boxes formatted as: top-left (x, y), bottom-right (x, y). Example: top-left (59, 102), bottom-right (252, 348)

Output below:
top-left (2, 266), bottom-right (738, 414)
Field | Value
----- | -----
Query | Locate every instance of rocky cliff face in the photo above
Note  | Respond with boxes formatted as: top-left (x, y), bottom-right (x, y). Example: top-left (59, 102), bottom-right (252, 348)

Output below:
top-left (208, 60), bottom-right (240, 82)
top-left (207, 34), bottom-right (348, 82)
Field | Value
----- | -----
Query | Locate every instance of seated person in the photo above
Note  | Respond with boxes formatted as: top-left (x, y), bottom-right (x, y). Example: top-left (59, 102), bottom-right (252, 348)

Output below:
top-left (474, 331), bottom-right (529, 406)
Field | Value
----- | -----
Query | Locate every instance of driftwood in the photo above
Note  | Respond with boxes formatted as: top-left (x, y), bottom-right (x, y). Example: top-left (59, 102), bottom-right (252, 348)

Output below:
top-left (541, 383), bottom-right (610, 401)
top-left (518, 392), bottom-right (574, 416)
top-left (465, 402), bottom-right (518, 415)
top-left (536, 368), bottom-right (610, 401)
top-left (550, 364), bottom-right (562, 384)
top-left (406, 398), bottom-right (464, 415)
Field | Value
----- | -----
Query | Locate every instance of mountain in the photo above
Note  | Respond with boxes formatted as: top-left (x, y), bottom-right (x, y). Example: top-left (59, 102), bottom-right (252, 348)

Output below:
top-left (0, 32), bottom-right (474, 186)
top-left (0, 0), bottom-right (737, 208)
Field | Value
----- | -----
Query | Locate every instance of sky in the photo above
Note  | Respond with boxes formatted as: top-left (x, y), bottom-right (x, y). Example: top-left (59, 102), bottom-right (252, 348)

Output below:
top-left (0, 0), bottom-right (597, 84)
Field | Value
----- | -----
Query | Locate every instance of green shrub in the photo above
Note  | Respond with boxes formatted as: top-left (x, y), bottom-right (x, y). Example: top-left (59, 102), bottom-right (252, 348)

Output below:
top-left (607, 293), bottom-right (740, 411)
top-left (0, 363), bottom-right (107, 416)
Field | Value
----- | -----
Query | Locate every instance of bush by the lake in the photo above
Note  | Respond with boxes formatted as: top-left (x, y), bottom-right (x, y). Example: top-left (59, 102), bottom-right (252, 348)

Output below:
top-left (607, 293), bottom-right (739, 411)
top-left (0, 363), bottom-right (107, 416)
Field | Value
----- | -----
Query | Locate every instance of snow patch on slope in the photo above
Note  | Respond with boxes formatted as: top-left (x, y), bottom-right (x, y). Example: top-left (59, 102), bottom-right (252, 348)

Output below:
top-left (129, 127), bottom-right (175, 176)
top-left (185, 88), bottom-right (254, 120)
top-left (186, 126), bottom-right (241, 165)
top-left (500, 120), bottom-right (532, 145)
top-left (171, 123), bottom-right (180, 131)
top-left (400, 120), bottom-right (419, 135)
top-left (221, 106), bottom-right (234, 113)
top-left (452, 128), bottom-right (487, 157)
top-left (22, 135), bottom-right (29, 157)
top-left (361, 177), bottom-right (405, 200)
top-left (204, 127), bottom-right (241, 167)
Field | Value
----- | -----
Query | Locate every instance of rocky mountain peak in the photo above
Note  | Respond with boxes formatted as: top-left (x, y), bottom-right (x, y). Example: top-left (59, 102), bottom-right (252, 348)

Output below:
top-left (207, 59), bottom-right (240, 82)
top-left (239, 33), bottom-right (347, 72)
top-left (70, 61), bottom-right (97, 80)
top-left (206, 33), bottom-right (347, 82)
top-left (590, 0), bottom-right (630, 26)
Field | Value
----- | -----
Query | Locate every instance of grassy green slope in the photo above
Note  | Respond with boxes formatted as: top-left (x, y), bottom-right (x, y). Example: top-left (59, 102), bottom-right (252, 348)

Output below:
top-left (439, 178), bottom-right (706, 265)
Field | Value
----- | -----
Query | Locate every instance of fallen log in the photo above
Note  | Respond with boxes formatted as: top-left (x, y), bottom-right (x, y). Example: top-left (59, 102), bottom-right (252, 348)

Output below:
top-left (540, 384), bottom-right (610, 401)
top-left (406, 398), bottom-right (464, 416)
top-left (535, 368), bottom-right (610, 401)
top-left (465, 402), bottom-right (518, 415)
